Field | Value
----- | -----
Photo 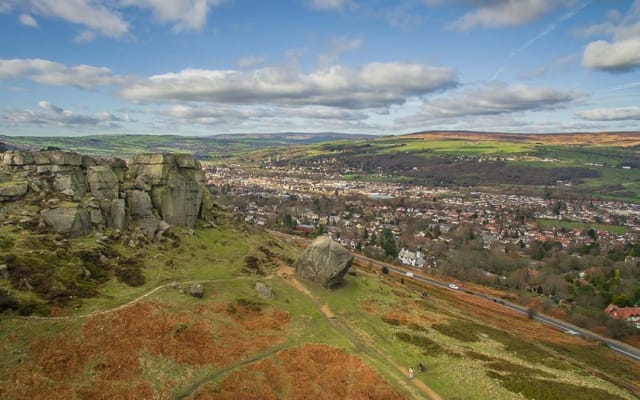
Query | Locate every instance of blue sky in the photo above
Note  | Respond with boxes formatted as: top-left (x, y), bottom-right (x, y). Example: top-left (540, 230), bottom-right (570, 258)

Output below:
top-left (0, 0), bottom-right (639, 136)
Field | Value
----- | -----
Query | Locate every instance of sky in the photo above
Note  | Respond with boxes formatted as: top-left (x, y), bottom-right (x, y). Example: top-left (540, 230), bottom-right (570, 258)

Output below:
top-left (0, 0), bottom-right (639, 136)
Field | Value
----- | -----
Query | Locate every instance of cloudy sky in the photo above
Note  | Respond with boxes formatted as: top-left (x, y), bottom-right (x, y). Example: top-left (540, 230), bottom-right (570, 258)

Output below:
top-left (0, 0), bottom-right (639, 136)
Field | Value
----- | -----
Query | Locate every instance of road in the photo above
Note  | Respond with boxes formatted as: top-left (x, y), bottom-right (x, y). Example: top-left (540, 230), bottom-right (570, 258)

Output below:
top-left (268, 230), bottom-right (640, 363)
top-left (356, 254), bottom-right (640, 363)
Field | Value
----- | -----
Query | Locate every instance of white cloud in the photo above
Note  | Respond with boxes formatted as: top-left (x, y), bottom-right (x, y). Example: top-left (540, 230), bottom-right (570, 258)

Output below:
top-left (18, 13), bottom-right (38, 27)
top-left (576, 106), bottom-right (640, 121)
top-left (6, 0), bottom-right (130, 39)
top-left (2, 0), bottom-right (227, 41)
top-left (237, 55), bottom-right (265, 68)
top-left (583, 37), bottom-right (640, 72)
top-left (0, 58), bottom-right (130, 89)
top-left (400, 82), bottom-right (584, 123)
top-left (581, 1), bottom-right (640, 71)
top-left (119, 0), bottom-right (225, 31)
top-left (119, 62), bottom-right (457, 110)
top-left (426, 0), bottom-right (557, 30)
top-left (164, 104), bottom-right (368, 126)
top-left (0, 101), bottom-right (126, 128)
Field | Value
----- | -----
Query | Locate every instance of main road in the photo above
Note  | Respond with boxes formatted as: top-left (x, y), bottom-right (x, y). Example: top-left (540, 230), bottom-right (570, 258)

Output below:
top-left (357, 254), bottom-right (640, 363)
top-left (268, 229), bottom-right (640, 363)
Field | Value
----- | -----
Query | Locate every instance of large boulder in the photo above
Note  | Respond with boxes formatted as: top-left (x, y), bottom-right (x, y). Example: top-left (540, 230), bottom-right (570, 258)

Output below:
top-left (296, 236), bottom-right (353, 288)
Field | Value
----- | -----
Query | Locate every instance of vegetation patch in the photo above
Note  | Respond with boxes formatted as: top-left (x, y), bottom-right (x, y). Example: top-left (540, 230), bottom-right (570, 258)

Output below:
top-left (432, 320), bottom-right (480, 342)
top-left (394, 331), bottom-right (445, 356)
top-left (2, 299), bottom-right (290, 399)
top-left (487, 371), bottom-right (627, 400)
top-left (198, 344), bottom-right (404, 400)
top-left (486, 360), bottom-right (555, 379)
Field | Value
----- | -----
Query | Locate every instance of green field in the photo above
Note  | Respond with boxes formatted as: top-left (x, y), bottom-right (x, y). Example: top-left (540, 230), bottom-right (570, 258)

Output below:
top-left (537, 219), bottom-right (627, 234)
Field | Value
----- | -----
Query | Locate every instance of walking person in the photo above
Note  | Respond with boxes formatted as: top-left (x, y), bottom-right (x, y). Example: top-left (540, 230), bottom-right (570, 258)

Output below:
top-left (408, 367), bottom-right (414, 380)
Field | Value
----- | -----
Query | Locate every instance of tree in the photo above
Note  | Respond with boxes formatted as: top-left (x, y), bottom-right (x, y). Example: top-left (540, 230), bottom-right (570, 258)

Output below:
top-left (379, 228), bottom-right (398, 258)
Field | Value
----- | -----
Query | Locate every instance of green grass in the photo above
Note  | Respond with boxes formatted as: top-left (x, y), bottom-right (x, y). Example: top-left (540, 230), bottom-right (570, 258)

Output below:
top-left (537, 219), bottom-right (627, 234)
top-left (374, 138), bottom-right (533, 155)
top-left (1, 228), bottom-right (638, 399)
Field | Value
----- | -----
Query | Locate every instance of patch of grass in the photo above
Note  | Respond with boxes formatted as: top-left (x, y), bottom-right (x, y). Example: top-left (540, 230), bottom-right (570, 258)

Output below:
top-left (486, 360), bottom-right (555, 379)
top-left (432, 320), bottom-right (479, 342)
top-left (394, 332), bottom-right (445, 356)
top-left (545, 342), bottom-right (640, 390)
top-left (537, 219), bottom-right (627, 234)
top-left (487, 372), bottom-right (627, 400)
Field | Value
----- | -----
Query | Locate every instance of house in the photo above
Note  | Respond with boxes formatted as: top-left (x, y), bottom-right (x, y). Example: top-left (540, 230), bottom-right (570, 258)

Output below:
top-left (604, 304), bottom-right (640, 329)
top-left (399, 248), bottom-right (425, 268)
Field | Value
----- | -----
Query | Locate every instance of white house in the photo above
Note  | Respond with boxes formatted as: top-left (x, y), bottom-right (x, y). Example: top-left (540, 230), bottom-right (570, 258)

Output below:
top-left (399, 248), bottom-right (425, 268)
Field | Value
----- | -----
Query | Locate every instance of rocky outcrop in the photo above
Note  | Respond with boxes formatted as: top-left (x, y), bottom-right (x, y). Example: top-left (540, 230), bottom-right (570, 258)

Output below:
top-left (41, 206), bottom-right (91, 237)
top-left (0, 150), bottom-right (217, 238)
top-left (129, 153), bottom-right (205, 226)
top-left (296, 236), bottom-right (353, 288)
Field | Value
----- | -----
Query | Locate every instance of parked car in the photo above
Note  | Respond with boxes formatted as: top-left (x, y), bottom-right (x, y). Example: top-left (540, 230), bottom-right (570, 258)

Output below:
top-left (448, 283), bottom-right (459, 290)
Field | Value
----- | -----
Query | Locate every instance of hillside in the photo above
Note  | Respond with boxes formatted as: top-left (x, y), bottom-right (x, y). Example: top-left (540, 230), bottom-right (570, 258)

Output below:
top-left (1, 146), bottom-right (640, 399)
top-left (401, 131), bottom-right (640, 147)
top-left (229, 131), bottom-right (640, 203)
top-left (1, 223), bottom-right (639, 399)
top-left (0, 132), bottom-right (373, 160)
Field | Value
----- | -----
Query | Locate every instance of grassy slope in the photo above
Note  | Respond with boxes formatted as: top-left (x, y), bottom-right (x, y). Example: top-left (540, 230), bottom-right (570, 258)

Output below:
top-left (234, 135), bottom-right (640, 202)
top-left (1, 225), bottom-right (639, 399)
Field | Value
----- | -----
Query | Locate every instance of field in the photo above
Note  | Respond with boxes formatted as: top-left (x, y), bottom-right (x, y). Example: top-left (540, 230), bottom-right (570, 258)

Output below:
top-left (537, 219), bottom-right (628, 234)
top-left (1, 223), bottom-right (639, 399)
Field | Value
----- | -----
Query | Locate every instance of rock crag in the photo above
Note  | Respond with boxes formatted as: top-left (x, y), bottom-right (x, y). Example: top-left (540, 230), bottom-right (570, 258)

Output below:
top-left (296, 235), bottom-right (353, 288)
top-left (0, 150), bottom-right (216, 239)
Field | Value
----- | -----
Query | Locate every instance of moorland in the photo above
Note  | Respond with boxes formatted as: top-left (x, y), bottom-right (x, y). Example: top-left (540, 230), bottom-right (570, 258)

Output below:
top-left (1, 130), bottom-right (639, 399)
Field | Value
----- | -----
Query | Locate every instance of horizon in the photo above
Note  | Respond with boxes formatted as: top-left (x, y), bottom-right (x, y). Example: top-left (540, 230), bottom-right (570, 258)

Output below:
top-left (1, 1), bottom-right (639, 137)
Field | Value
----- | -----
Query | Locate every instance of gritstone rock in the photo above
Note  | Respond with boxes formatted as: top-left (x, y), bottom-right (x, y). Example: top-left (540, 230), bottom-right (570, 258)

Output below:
top-left (255, 282), bottom-right (273, 298)
top-left (296, 235), bottom-right (353, 288)
top-left (189, 283), bottom-right (204, 298)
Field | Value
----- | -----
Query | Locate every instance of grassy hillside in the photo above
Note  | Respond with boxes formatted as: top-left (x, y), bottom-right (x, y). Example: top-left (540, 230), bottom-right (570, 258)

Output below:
top-left (233, 132), bottom-right (640, 202)
top-left (0, 132), bottom-right (372, 160)
top-left (1, 221), bottom-right (638, 399)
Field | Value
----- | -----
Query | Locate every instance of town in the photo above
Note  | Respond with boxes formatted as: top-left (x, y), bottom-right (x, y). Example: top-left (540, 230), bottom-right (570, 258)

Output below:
top-left (205, 162), bottom-right (640, 334)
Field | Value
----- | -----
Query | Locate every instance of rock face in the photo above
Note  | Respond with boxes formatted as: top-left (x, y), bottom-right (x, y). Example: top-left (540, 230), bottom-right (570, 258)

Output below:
top-left (296, 236), bottom-right (353, 288)
top-left (0, 150), bottom-right (217, 238)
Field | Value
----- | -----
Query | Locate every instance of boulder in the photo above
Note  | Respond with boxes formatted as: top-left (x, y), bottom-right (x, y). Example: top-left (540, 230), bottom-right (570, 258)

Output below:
top-left (41, 206), bottom-right (91, 237)
top-left (0, 182), bottom-right (28, 198)
top-left (189, 282), bottom-right (204, 298)
top-left (296, 236), bottom-right (353, 288)
top-left (255, 282), bottom-right (273, 298)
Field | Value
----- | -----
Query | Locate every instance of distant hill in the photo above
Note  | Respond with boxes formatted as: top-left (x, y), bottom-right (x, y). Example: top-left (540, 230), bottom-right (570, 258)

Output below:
top-left (0, 132), bottom-right (373, 160)
top-left (210, 132), bottom-right (373, 143)
top-left (399, 130), bottom-right (640, 147)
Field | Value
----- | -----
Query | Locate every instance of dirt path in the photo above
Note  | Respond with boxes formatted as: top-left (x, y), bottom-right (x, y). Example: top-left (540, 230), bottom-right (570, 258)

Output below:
top-left (283, 275), bottom-right (443, 400)
top-left (19, 277), bottom-right (254, 321)
top-left (173, 341), bottom-right (291, 399)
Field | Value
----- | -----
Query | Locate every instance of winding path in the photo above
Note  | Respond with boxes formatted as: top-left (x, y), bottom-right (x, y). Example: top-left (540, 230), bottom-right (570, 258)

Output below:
top-left (282, 268), bottom-right (443, 400)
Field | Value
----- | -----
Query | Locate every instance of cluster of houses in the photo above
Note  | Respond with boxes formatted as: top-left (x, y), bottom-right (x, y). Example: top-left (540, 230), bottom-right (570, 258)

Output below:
top-left (205, 164), bottom-right (640, 329)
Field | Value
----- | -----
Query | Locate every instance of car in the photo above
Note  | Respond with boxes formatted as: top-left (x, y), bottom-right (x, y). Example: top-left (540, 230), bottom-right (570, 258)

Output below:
top-left (405, 271), bottom-right (414, 277)
top-left (448, 283), bottom-right (459, 290)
